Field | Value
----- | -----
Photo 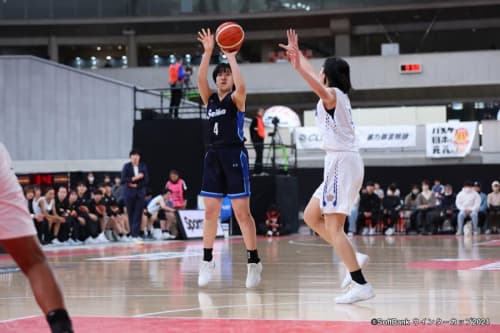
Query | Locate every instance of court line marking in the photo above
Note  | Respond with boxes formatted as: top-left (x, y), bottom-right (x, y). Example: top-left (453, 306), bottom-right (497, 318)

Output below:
top-left (288, 239), bottom-right (499, 250)
top-left (0, 315), bottom-right (40, 323)
top-left (0, 292), bottom-right (335, 301)
top-left (134, 300), bottom-right (334, 317)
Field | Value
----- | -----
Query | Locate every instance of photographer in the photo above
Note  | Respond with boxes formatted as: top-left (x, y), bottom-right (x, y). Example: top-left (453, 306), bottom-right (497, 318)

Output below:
top-left (168, 57), bottom-right (189, 119)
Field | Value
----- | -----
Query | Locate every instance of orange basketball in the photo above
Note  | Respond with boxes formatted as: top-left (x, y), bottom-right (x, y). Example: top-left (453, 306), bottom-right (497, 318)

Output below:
top-left (215, 21), bottom-right (244, 52)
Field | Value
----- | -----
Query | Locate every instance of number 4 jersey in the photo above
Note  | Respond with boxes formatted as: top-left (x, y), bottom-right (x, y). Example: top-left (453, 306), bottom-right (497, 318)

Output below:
top-left (207, 93), bottom-right (245, 146)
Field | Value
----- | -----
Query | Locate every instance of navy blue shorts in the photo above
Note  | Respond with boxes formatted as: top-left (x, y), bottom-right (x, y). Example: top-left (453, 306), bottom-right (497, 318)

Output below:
top-left (200, 147), bottom-right (250, 199)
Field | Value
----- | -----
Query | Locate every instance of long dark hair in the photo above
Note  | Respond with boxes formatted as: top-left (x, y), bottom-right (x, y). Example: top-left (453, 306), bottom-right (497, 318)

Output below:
top-left (322, 57), bottom-right (352, 94)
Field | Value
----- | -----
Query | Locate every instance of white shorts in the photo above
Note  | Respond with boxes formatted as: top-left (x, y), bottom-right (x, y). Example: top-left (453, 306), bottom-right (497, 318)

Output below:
top-left (0, 143), bottom-right (37, 240)
top-left (313, 151), bottom-right (364, 215)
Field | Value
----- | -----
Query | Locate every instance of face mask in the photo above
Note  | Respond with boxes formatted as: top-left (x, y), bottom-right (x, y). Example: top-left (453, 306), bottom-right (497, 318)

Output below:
top-left (88, 177), bottom-right (95, 182)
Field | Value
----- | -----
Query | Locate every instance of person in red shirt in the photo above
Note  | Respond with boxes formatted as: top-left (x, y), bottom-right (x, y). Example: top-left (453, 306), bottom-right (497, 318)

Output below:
top-left (265, 204), bottom-right (281, 236)
top-left (165, 170), bottom-right (187, 209)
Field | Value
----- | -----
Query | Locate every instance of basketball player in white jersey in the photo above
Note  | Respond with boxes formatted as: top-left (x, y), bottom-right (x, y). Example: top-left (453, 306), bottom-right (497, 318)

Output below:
top-left (280, 29), bottom-right (374, 303)
top-left (0, 143), bottom-right (73, 332)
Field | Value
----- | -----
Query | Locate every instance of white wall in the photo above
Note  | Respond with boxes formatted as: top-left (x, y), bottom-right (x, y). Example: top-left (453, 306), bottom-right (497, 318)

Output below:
top-left (0, 56), bottom-right (134, 163)
top-left (94, 50), bottom-right (500, 93)
top-left (303, 105), bottom-right (446, 127)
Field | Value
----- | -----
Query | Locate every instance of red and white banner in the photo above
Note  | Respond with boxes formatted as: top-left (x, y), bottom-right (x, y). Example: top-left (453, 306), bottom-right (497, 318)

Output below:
top-left (426, 122), bottom-right (477, 158)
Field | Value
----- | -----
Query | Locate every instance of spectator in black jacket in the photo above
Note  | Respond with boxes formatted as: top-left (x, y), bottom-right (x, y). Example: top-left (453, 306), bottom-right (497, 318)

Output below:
top-left (382, 184), bottom-right (401, 236)
top-left (67, 190), bottom-right (86, 243)
top-left (75, 182), bottom-right (96, 241)
top-left (438, 184), bottom-right (457, 233)
top-left (121, 149), bottom-right (149, 241)
top-left (54, 186), bottom-right (72, 244)
top-left (88, 189), bottom-right (109, 243)
top-left (357, 181), bottom-right (381, 235)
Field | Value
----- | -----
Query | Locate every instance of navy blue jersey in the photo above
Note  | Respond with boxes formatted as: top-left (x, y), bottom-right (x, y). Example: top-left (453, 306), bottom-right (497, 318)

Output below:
top-left (206, 93), bottom-right (245, 146)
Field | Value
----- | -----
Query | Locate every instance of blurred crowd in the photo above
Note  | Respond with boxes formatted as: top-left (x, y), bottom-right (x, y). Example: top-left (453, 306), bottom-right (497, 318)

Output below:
top-left (348, 179), bottom-right (500, 236)
top-left (24, 170), bottom-right (188, 246)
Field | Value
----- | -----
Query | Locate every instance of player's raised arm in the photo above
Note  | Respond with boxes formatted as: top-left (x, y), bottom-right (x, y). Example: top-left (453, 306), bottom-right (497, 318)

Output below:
top-left (197, 28), bottom-right (214, 106)
top-left (224, 50), bottom-right (246, 112)
top-left (279, 29), bottom-right (337, 110)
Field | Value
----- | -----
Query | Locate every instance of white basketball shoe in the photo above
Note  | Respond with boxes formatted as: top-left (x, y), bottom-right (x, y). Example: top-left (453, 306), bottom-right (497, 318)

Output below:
top-left (341, 252), bottom-right (370, 289)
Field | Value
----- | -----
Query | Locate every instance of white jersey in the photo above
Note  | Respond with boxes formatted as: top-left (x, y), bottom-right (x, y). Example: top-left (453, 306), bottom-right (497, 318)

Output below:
top-left (315, 88), bottom-right (358, 152)
top-left (147, 195), bottom-right (164, 214)
top-left (0, 142), bottom-right (37, 240)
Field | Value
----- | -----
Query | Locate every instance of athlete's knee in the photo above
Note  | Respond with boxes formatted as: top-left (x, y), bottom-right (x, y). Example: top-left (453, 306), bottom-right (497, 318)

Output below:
top-left (233, 209), bottom-right (252, 224)
top-left (16, 246), bottom-right (47, 275)
top-left (204, 209), bottom-right (219, 222)
top-left (304, 206), bottom-right (321, 227)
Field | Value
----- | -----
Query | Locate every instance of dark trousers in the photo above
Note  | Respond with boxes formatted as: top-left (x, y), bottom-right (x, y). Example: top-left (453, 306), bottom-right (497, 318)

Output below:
top-left (382, 210), bottom-right (399, 228)
top-left (488, 209), bottom-right (500, 231)
top-left (478, 211), bottom-right (487, 230)
top-left (34, 219), bottom-right (49, 244)
top-left (56, 218), bottom-right (73, 242)
top-left (169, 85), bottom-right (182, 118)
top-left (356, 212), bottom-right (379, 234)
top-left (253, 141), bottom-right (264, 174)
top-left (417, 208), bottom-right (439, 233)
top-left (79, 213), bottom-right (100, 238)
top-left (125, 194), bottom-right (145, 237)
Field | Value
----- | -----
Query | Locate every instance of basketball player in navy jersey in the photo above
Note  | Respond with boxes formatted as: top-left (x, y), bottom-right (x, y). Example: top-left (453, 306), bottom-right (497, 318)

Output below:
top-left (196, 28), bottom-right (262, 288)
top-left (280, 29), bottom-right (374, 303)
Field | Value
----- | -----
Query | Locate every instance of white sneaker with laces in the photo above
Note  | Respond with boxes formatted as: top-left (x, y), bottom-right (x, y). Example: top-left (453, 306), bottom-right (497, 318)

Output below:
top-left (132, 237), bottom-right (144, 245)
top-left (385, 227), bottom-right (395, 236)
top-left (96, 232), bottom-right (110, 243)
top-left (162, 232), bottom-right (176, 240)
top-left (245, 262), bottom-right (263, 288)
top-left (51, 239), bottom-right (63, 246)
top-left (369, 228), bottom-right (376, 235)
top-left (464, 222), bottom-right (472, 236)
top-left (335, 282), bottom-right (375, 304)
top-left (198, 260), bottom-right (215, 287)
top-left (341, 252), bottom-right (370, 289)
top-left (361, 227), bottom-right (369, 235)
top-left (84, 237), bottom-right (96, 245)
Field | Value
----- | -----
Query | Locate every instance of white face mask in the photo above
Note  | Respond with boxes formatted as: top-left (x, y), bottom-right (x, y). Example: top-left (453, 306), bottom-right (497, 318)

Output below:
top-left (88, 177), bottom-right (95, 183)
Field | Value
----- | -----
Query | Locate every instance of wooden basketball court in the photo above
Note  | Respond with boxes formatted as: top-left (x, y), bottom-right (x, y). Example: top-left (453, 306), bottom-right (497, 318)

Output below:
top-left (0, 234), bottom-right (499, 332)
